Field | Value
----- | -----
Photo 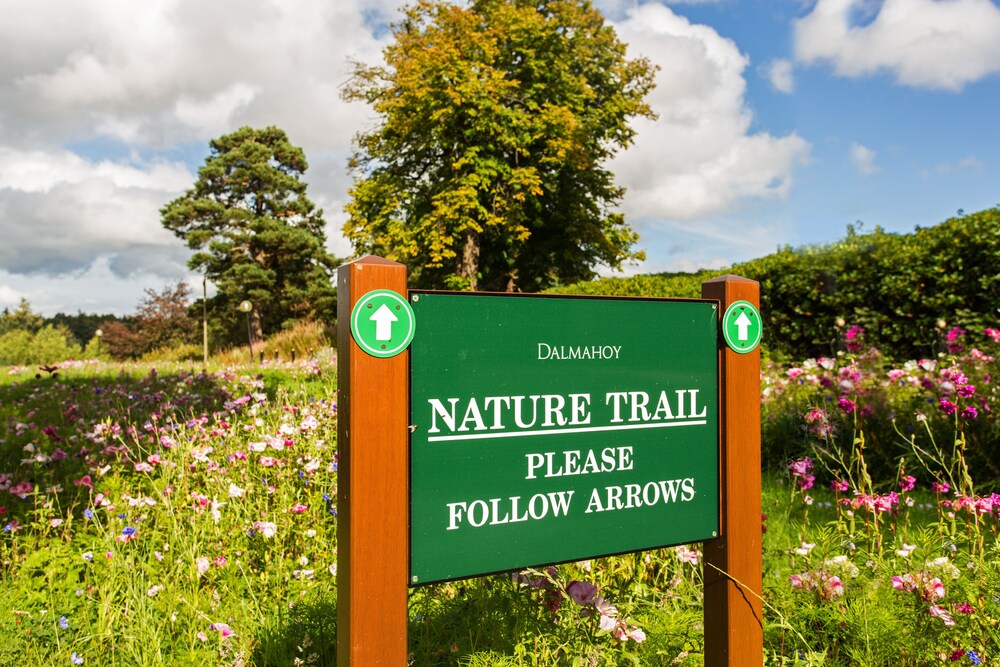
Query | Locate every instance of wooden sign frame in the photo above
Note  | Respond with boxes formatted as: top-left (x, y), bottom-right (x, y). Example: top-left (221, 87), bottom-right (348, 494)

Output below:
top-left (336, 256), bottom-right (762, 665)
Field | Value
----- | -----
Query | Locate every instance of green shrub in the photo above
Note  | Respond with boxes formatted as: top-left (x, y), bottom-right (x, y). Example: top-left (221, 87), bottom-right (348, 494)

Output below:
top-left (0, 325), bottom-right (81, 365)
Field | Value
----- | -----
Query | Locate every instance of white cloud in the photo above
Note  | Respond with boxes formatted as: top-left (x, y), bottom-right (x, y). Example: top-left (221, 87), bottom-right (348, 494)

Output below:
top-left (611, 4), bottom-right (810, 221)
top-left (763, 58), bottom-right (795, 94)
top-left (850, 142), bottom-right (879, 175)
top-left (0, 148), bottom-right (192, 275)
top-left (0, 0), bottom-right (812, 312)
top-left (0, 284), bottom-right (24, 310)
top-left (794, 0), bottom-right (1000, 91)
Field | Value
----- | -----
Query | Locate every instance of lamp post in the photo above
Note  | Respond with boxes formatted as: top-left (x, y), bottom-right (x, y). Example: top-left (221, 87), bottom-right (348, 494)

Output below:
top-left (95, 328), bottom-right (103, 358)
top-left (238, 300), bottom-right (254, 365)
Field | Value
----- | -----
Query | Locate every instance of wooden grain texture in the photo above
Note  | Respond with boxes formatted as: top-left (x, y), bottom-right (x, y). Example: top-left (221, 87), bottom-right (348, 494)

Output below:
top-left (336, 256), bottom-right (409, 666)
top-left (702, 275), bottom-right (764, 667)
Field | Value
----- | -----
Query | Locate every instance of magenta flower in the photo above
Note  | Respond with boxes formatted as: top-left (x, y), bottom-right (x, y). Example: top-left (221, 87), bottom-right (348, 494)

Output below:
top-left (837, 396), bottom-right (857, 414)
top-left (787, 457), bottom-right (813, 477)
top-left (288, 503), bottom-right (307, 514)
top-left (830, 480), bottom-right (850, 492)
top-left (962, 405), bottom-right (978, 419)
top-left (938, 398), bottom-right (958, 416)
top-left (954, 601), bottom-right (975, 614)
top-left (210, 622), bottom-right (236, 638)
top-left (899, 476), bottom-right (916, 492)
top-left (932, 481), bottom-right (950, 494)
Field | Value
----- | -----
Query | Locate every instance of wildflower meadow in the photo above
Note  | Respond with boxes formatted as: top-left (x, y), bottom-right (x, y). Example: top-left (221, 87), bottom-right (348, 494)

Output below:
top-left (2, 322), bottom-right (1000, 665)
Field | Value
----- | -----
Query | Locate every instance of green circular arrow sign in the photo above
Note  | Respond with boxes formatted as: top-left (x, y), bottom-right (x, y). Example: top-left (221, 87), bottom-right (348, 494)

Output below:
top-left (722, 300), bottom-right (762, 354)
top-left (350, 289), bottom-right (415, 358)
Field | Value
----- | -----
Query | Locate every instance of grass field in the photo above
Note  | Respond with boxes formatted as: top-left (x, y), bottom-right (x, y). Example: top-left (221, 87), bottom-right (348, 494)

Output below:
top-left (1, 350), bottom-right (998, 665)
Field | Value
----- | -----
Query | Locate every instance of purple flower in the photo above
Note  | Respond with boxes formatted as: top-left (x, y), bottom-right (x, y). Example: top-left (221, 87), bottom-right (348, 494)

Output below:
top-left (59, 616), bottom-right (69, 630)
top-left (962, 405), bottom-right (978, 420)
top-left (566, 580), bottom-right (598, 606)
top-left (71, 652), bottom-right (84, 665)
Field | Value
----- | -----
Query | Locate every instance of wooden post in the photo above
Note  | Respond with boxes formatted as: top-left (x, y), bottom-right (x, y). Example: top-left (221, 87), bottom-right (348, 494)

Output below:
top-left (702, 275), bottom-right (763, 666)
top-left (336, 256), bottom-right (409, 665)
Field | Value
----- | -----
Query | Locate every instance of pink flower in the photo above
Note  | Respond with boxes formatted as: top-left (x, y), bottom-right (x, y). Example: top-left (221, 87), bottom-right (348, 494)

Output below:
top-left (259, 456), bottom-right (278, 467)
top-left (899, 476), bottom-right (916, 492)
top-left (73, 475), bottom-right (93, 489)
top-left (924, 578), bottom-right (945, 601)
top-left (213, 556), bottom-right (227, 568)
top-left (675, 545), bottom-right (700, 565)
top-left (196, 556), bottom-right (210, 576)
top-left (211, 622), bottom-right (236, 638)
top-left (985, 327), bottom-right (1000, 343)
top-left (253, 521), bottom-right (277, 538)
top-left (8, 481), bottom-right (33, 497)
top-left (830, 480), bottom-right (850, 492)
top-left (891, 575), bottom-right (914, 592)
top-left (939, 398), bottom-right (958, 416)
top-left (288, 503), bottom-right (307, 514)
top-left (929, 604), bottom-right (955, 626)
top-left (134, 462), bottom-right (154, 472)
top-left (824, 576), bottom-right (844, 598)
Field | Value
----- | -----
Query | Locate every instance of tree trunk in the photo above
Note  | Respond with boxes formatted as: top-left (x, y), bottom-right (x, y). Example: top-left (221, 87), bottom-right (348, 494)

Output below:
top-left (457, 229), bottom-right (480, 291)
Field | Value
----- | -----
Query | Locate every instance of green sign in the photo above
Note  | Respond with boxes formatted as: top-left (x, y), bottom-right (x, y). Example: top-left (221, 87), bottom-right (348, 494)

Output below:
top-left (409, 293), bottom-right (719, 584)
top-left (350, 289), bottom-right (415, 358)
top-left (721, 300), bottom-right (762, 354)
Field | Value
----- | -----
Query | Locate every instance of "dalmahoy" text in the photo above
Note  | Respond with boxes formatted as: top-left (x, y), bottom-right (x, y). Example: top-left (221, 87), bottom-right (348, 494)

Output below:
top-left (537, 343), bottom-right (621, 360)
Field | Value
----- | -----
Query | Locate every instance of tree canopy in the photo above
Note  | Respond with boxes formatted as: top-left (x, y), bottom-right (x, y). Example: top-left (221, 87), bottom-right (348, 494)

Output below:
top-left (343, 0), bottom-right (656, 291)
top-left (161, 126), bottom-right (338, 342)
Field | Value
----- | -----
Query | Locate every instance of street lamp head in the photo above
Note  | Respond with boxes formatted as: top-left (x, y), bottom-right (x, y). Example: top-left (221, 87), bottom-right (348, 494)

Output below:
top-left (95, 329), bottom-right (103, 338)
top-left (239, 300), bottom-right (253, 313)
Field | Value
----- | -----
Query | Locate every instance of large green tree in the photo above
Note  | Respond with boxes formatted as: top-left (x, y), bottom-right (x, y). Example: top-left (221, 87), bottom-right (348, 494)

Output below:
top-left (343, 0), bottom-right (656, 291)
top-left (162, 127), bottom-right (338, 342)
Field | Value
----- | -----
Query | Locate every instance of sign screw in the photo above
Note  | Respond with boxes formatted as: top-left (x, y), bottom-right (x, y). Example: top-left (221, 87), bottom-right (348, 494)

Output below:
top-left (412, 295), bottom-right (420, 302)
top-left (412, 576), bottom-right (418, 583)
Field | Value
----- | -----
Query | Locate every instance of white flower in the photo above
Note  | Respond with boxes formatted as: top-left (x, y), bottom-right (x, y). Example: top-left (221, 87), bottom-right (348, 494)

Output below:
top-left (794, 542), bottom-right (816, 556)
top-left (228, 483), bottom-right (245, 498)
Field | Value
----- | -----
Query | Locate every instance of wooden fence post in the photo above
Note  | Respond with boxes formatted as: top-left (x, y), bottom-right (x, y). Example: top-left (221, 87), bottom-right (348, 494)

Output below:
top-left (336, 256), bottom-right (409, 665)
top-left (702, 275), bottom-right (763, 666)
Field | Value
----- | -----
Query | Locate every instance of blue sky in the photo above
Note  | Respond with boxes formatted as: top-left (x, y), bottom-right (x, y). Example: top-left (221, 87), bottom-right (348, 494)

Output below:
top-left (1, 0), bottom-right (998, 316)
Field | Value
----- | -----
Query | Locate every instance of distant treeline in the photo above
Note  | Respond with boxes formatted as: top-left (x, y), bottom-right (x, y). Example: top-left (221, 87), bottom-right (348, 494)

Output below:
top-left (44, 312), bottom-right (131, 346)
top-left (556, 206), bottom-right (1000, 361)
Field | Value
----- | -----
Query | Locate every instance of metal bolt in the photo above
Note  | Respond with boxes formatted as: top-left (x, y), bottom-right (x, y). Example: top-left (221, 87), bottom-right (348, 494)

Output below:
top-left (712, 531), bottom-right (718, 537)
top-left (412, 295), bottom-right (420, 302)
top-left (412, 576), bottom-right (418, 583)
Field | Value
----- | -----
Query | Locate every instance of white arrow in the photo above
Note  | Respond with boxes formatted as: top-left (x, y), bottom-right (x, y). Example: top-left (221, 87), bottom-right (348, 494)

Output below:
top-left (370, 304), bottom-right (398, 341)
top-left (734, 311), bottom-right (752, 341)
